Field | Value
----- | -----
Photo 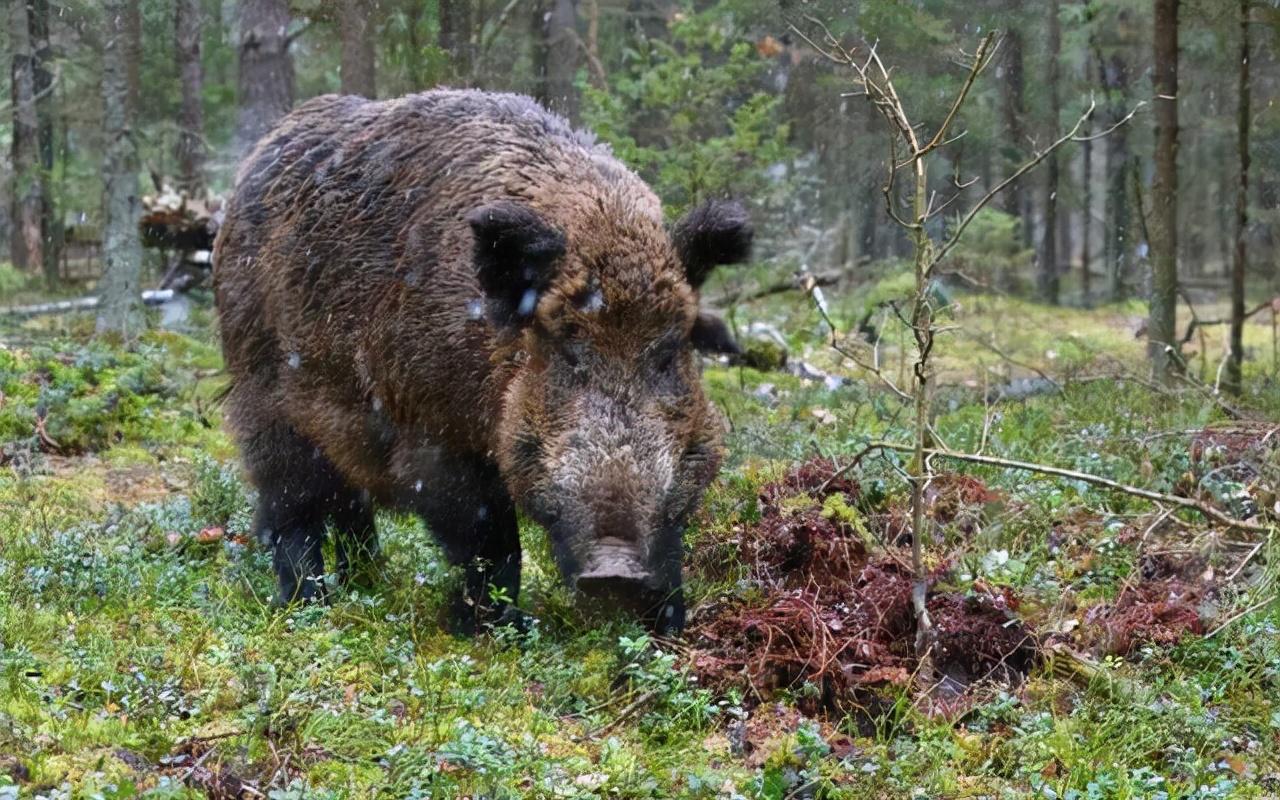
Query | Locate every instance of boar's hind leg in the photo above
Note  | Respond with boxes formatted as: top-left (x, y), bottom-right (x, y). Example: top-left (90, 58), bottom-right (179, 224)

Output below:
top-left (331, 489), bottom-right (381, 589)
top-left (416, 456), bottom-right (522, 635)
top-left (243, 423), bottom-right (347, 605)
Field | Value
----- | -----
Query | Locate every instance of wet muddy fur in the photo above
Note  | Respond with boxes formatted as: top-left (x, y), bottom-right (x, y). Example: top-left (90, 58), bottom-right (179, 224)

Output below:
top-left (213, 90), bottom-right (751, 632)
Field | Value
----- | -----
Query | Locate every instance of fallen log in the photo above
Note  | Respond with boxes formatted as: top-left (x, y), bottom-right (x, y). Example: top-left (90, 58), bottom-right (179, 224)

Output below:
top-left (2, 290), bottom-right (175, 317)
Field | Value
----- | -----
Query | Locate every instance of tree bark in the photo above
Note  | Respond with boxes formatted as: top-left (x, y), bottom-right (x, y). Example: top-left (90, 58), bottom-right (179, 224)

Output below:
top-left (1038, 0), bottom-right (1062, 305)
top-left (175, 0), bottom-right (207, 196)
top-left (339, 0), bottom-right (377, 98)
top-left (29, 0), bottom-right (59, 286)
top-left (999, 8), bottom-right (1030, 248)
top-left (125, 0), bottom-right (142, 115)
top-left (9, 0), bottom-right (42, 274)
top-left (1081, 105), bottom-right (1093, 305)
top-left (543, 0), bottom-right (579, 122)
top-left (439, 0), bottom-right (473, 83)
top-left (97, 0), bottom-right (145, 337)
top-left (234, 0), bottom-right (295, 156)
top-left (1226, 0), bottom-right (1250, 395)
top-left (1148, 0), bottom-right (1179, 380)
top-left (1100, 48), bottom-right (1133, 301)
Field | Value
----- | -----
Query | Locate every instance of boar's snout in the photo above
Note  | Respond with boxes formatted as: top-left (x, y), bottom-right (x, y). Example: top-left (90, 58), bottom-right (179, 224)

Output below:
top-left (574, 536), bottom-right (684, 631)
top-left (575, 536), bottom-right (655, 597)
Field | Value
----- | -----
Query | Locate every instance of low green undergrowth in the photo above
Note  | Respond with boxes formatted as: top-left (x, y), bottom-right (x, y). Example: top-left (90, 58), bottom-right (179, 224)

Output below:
top-left (1, 290), bottom-right (1278, 798)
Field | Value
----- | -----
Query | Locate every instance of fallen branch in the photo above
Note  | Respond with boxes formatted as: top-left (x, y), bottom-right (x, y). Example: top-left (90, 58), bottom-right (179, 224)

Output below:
top-left (826, 441), bottom-right (1273, 533)
top-left (1205, 593), bottom-right (1277, 639)
top-left (588, 689), bottom-right (659, 738)
top-left (2, 289), bottom-right (175, 317)
top-left (1178, 297), bottom-right (1277, 346)
top-left (712, 269), bottom-right (843, 308)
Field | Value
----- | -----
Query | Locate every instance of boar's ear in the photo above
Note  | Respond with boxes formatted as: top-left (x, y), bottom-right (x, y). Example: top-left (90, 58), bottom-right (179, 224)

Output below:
top-left (690, 311), bottom-right (741, 356)
top-left (672, 199), bottom-right (753, 289)
top-left (467, 201), bottom-right (566, 326)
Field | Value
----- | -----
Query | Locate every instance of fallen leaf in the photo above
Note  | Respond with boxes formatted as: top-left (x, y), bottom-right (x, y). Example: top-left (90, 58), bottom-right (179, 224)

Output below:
top-left (195, 526), bottom-right (224, 544)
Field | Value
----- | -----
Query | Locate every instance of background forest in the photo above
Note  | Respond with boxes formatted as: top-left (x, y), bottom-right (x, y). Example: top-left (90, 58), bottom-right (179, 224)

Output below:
top-left (3, 1), bottom-right (1280, 799)
top-left (4, 0), bottom-right (1279, 325)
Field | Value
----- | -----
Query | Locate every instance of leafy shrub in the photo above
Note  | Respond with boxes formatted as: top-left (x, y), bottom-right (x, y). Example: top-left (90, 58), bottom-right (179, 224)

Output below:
top-left (0, 338), bottom-right (203, 453)
top-left (0, 262), bottom-right (32, 297)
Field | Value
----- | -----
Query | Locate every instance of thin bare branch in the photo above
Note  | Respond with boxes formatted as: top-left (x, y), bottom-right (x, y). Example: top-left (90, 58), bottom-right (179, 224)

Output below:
top-left (930, 100), bottom-right (1100, 274)
top-left (915, 33), bottom-right (999, 158)
top-left (823, 442), bottom-right (1274, 534)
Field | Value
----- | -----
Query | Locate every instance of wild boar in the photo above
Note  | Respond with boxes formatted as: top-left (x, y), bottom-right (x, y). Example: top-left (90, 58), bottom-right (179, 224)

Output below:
top-left (213, 90), bottom-right (750, 633)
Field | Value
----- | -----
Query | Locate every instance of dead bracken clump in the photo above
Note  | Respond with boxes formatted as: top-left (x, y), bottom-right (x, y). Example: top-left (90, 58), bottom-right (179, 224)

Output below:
top-left (688, 459), bottom-right (1036, 716)
top-left (1085, 579), bottom-right (1206, 657)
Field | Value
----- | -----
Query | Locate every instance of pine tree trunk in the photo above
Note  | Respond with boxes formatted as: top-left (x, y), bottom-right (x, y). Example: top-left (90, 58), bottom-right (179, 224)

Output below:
top-left (125, 0), bottom-right (142, 116)
top-left (1038, 0), bottom-right (1062, 305)
top-left (1148, 0), bottom-right (1180, 380)
top-left (1226, 0), bottom-right (1250, 395)
top-left (234, 0), bottom-right (295, 156)
top-left (9, 0), bottom-right (43, 274)
top-left (29, 0), bottom-right (59, 286)
top-left (175, 0), bottom-right (207, 196)
top-left (1000, 12), bottom-right (1029, 247)
top-left (543, 0), bottom-right (579, 123)
top-left (1100, 49), bottom-right (1132, 301)
top-left (439, 0), bottom-right (473, 83)
top-left (1081, 107), bottom-right (1093, 306)
top-left (339, 0), bottom-right (377, 98)
top-left (96, 0), bottom-right (145, 337)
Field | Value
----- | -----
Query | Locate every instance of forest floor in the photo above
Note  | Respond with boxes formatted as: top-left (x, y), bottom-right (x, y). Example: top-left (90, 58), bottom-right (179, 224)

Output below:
top-left (1, 277), bottom-right (1279, 799)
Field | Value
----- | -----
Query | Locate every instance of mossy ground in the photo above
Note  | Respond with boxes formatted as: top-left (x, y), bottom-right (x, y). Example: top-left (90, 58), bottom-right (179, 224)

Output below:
top-left (1, 280), bottom-right (1278, 799)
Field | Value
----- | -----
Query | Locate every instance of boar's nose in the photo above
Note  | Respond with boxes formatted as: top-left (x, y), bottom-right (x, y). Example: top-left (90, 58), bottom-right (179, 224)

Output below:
top-left (575, 537), bottom-right (659, 609)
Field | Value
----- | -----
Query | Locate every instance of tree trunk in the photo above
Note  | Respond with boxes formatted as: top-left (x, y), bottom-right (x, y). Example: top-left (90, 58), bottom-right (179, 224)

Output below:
top-left (234, 0), bottom-right (295, 156)
top-left (97, 0), bottom-right (145, 337)
top-left (339, 0), bottom-right (377, 98)
top-left (9, 0), bottom-right (42, 274)
top-left (1100, 49), bottom-right (1133, 301)
top-left (1038, 0), bottom-right (1061, 305)
top-left (1226, 0), bottom-right (1250, 395)
top-left (125, 0), bottom-right (142, 115)
top-left (439, 0), bottom-right (473, 83)
top-left (1000, 9), bottom-right (1030, 247)
top-left (175, 0), bottom-right (207, 196)
top-left (1148, 0), bottom-right (1179, 379)
top-left (30, 0), bottom-right (59, 286)
top-left (543, 0), bottom-right (579, 122)
top-left (1081, 100), bottom-right (1093, 306)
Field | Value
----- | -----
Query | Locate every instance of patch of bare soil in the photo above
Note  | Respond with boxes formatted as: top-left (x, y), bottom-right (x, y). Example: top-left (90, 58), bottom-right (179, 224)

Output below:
top-left (687, 459), bottom-right (1036, 717)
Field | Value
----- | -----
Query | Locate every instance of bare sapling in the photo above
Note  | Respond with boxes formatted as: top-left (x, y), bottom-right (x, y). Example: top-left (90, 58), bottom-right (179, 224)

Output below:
top-left (793, 19), bottom-right (1142, 681)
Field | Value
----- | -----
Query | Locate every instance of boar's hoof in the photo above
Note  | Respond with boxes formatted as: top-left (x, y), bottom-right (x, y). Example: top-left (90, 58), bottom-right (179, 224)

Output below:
top-left (447, 596), bottom-right (529, 638)
top-left (271, 579), bottom-right (327, 609)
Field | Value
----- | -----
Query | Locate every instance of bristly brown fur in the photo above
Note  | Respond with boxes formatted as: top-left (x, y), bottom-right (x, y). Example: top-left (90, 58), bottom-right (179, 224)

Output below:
top-left (213, 89), bottom-right (749, 630)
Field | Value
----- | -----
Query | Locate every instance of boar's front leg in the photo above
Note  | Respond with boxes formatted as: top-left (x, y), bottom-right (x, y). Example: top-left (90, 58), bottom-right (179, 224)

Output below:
top-left (244, 423), bottom-right (349, 605)
top-left (414, 454), bottom-right (522, 635)
top-left (331, 488), bottom-right (381, 589)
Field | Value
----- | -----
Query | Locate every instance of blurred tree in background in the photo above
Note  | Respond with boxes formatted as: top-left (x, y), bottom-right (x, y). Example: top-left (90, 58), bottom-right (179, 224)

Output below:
top-left (0, 0), bottom-right (1277, 364)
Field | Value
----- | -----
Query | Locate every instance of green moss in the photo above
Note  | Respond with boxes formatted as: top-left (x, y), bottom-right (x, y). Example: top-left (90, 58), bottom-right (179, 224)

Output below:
top-left (2, 294), bottom-right (1278, 797)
